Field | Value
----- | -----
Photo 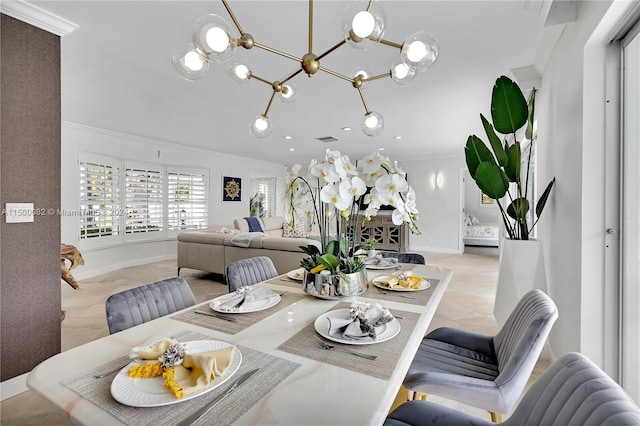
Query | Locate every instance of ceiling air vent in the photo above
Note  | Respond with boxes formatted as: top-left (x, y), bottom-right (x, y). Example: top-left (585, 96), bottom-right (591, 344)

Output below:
top-left (316, 136), bottom-right (338, 143)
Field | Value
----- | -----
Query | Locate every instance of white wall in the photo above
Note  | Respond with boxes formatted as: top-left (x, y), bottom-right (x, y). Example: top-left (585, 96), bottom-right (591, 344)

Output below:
top-left (61, 123), bottom-right (286, 279)
top-left (536, 0), bottom-right (615, 363)
top-left (404, 156), bottom-right (465, 253)
top-left (463, 169), bottom-right (501, 224)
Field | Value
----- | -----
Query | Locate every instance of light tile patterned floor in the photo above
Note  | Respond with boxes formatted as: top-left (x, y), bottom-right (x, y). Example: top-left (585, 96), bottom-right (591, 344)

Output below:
top-left (1, 250), bottom-right (550, 425)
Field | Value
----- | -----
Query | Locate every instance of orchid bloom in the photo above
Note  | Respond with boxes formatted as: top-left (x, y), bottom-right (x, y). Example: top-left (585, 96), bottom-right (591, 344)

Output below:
top-left (310, 161), bottom-right (340, 184)
top-left (320, 183), bottom-right (351, 211)
top-left (334, 155), bottom-right (358, 177)
top-left (375, 174), bottom-right (409, 195)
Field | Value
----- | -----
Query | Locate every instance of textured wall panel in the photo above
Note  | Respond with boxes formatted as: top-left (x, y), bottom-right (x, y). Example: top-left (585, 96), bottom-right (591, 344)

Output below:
top-left (1, 14), bottom-right (61, 381)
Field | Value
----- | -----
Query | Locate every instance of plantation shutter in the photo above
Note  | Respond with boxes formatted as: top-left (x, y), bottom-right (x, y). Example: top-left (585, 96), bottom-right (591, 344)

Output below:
top-left (125, 164), bottom-right (164, 236)
top-left (167, 167), bottom-right (208, 232)
top-left (79, 155), bottom-right (121, 241)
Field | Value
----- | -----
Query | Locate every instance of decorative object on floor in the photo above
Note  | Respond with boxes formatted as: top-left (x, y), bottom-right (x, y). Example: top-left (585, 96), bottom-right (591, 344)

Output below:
top-left (385, 352), bottom-right (640, 426)
top-left (399, 289), bottom-right (557, 423)
top-left (464, 75), bottom-right (555, 240)
top-left (172, 0), bottom-right (439, 137)
top-left (61, 243), bottom-right (84, 290)
top-left (61, 243), bottom-right (85, 321)
top-left (105, 277), bottom-right (197, 334)
top-left (223, 176), bottom-right (241, 201)
top-left (284, 149), bottom-right (419, 298)
top-left (464, 75), bottom-right (556, 326)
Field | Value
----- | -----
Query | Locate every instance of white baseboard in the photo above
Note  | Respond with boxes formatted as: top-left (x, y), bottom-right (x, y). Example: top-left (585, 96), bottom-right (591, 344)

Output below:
top-left (72, 254), bottom-right (177, 280)
top-left (410, 245), bottom-right (460, 254)
top-left (1, 373), bottom-right (28, 401)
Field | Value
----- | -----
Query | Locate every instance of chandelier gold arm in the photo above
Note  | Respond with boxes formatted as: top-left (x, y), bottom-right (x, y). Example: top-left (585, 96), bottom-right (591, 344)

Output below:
top-left (378, 39), bottom-right (403, 50)
top-left (253, 42), bottom-right (302, 63)
top-left (221, 0), bottom-right (244, 35)
top-left (318, 66), bottom-right (353, 83)
top-left (262, 91), bottom-right (277, 118)
top-left (366, 0), bottom-right (374, 13)
top-left (357, 87), bottom-right (371, 114)
top-left (316, 39), bottom-right (347, 61)
top-left (248, 73), bottom-right (273, 86)
top-left (362, 72), bottom-right (392, 83)
top-left (308, 0), bottom-right (314, 54)
top-left (282, 69), bottom-right (304, 85)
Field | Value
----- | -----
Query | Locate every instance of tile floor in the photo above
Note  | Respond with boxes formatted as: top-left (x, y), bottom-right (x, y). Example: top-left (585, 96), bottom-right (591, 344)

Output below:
top-left (1, 250), bottom-right (550, 425)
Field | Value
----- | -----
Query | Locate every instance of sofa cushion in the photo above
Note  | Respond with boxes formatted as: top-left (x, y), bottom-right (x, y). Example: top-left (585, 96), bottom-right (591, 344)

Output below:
top-left (263, 237), bottom-right (318, 252)
top-left (283, 222), bottom-right (306, 238)
top-left (177, 230), bottom-right (227, 244)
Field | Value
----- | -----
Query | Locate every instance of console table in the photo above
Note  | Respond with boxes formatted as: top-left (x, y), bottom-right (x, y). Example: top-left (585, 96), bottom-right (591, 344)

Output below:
top-left (356, 212), bottom-right (408, 252)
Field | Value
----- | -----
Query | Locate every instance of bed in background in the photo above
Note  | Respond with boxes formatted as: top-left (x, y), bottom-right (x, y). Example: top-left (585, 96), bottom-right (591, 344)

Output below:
top-left (463, 214), bottom-right (499, 247)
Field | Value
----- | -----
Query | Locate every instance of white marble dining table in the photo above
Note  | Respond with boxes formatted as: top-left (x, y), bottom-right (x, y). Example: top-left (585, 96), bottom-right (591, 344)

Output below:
top-left (27, 263), bottom-right (452, 426)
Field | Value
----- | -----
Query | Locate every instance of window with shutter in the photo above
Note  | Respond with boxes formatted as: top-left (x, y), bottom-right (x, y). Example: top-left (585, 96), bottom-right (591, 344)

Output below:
top-left (167, 167), bottom-right (208, 232)
top-left (256, 177), bottom-right (276, 217)
top-left (79, 155), bottom-right (121, 243)
top-left (124, 164), bottom-right (164, 238)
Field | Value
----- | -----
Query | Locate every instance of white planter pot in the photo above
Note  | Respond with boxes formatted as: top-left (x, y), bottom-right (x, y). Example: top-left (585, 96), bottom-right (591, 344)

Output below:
top-left (494, 239), bottom-right (548, 328)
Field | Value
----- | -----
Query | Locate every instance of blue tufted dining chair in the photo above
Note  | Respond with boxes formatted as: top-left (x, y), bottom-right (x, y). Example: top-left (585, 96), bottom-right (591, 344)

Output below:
top-left (385, 352), bottom-right (640, 425)
top-left (105, 277), bottom-right (197, 334)
top-left (400, 289), bottom-right (558, 422)
top-left (225, 256), bottom-right (278, 292)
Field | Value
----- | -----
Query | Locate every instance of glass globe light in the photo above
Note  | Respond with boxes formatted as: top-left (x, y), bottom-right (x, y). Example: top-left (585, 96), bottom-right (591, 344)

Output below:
top-left (192, 14), bottom-right (237, 63)
top-left (172, 44), bottom-right (209, 81)
top-left (401, 31), bottom-right (439, 72)
top-left (351, 65), bottom-right (372, 89)
top-left (360, 111), bottom-right (384, 136)
top-left (390, 60), bottom-right (416, 85)
top-left (228, 59), bottom-right (251, 84)
top-left (250, 115), bottom-right (272, 138)
top-left (342, 0), bottom-right (386, 50)
top-left (277, 83), bottom-right (297, 103)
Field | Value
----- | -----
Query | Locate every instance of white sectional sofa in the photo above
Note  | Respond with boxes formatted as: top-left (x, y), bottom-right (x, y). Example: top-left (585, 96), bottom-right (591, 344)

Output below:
top-left (177, 216), bottom-right (320, 276)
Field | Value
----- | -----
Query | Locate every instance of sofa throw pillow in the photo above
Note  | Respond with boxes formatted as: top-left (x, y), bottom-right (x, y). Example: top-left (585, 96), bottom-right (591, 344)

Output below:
top-left (243, 217), bottom-right (264, 232)
top-left (283, 222), bottom-right (306, 238)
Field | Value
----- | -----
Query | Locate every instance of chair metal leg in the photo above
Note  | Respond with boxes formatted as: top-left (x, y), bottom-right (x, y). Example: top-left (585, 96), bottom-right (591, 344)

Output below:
top-left (177, 267), bottom-right (181, 276)
top-left (489, 411), bottom-right (502, 423)
top-left (412, 391), bottom-right (427, 400)
top-left (388, 385), bottom-right (410, 413)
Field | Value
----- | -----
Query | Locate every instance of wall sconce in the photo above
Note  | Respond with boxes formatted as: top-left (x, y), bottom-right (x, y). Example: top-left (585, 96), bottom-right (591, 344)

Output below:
top-left (433, 173), bottom-right (442, 188)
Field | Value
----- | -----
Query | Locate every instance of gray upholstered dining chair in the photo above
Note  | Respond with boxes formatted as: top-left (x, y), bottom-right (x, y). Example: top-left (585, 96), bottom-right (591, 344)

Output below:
top-left (380, 251), bottom-right (426, 265)
top-left (105, 277), bottom-right (197, 334)
top-left (225, 256), bottom-right (278, 292)
top-left (401, 289), bottom-right (558, 422)
top-left (385, 352), bottom-right (640, 426)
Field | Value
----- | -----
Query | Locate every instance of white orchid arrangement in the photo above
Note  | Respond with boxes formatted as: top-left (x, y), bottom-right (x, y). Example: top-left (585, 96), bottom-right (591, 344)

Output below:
top-left (284, 149), bottom-right (420, 274)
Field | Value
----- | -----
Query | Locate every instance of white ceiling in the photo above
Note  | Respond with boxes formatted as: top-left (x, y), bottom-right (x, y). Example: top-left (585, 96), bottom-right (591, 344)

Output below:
top-left (27, 0), bottom-right (552, 166)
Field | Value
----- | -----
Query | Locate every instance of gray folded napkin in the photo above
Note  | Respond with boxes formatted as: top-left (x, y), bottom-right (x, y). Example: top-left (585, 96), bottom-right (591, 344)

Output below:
top-left (214, 286), bottom-right (278, 312)
top-left (364, 255), bottom-right (398, 267)
top-left (327, 303), bottom-right (394, 341)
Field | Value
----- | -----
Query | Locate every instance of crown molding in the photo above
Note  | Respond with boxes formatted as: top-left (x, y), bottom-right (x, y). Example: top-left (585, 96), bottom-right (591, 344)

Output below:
top-left (0, 0), bottom-right (78, 36)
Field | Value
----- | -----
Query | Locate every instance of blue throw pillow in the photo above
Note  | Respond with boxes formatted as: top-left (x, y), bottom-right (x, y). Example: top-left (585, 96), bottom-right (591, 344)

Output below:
top-left (244, 217), bottom-right (264, 232)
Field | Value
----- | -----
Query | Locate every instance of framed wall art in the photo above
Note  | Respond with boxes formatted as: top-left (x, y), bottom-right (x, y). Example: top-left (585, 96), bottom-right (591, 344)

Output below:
top-left (223, 176), bottom-right (241, 201)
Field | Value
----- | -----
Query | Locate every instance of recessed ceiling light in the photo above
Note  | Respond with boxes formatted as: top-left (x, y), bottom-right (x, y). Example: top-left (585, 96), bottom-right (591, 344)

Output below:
top-left (378, 148), bottom-right (385, 151)
top-left (284, 135), bottom-right (292, 140)
top-left (393, 136), bottom-right (403, 140)
top-left (341, 127), bottom-right (352, 131)
top-left (289, 148), bottom-right (295, 151)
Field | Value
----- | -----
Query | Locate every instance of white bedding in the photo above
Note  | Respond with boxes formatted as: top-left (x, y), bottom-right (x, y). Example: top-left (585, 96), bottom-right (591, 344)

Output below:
top-left (464, 223), bottom-right (499, 246)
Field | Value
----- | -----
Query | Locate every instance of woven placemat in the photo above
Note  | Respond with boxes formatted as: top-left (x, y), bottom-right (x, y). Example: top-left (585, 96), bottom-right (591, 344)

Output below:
top-left (363, 279), bottom-right (439, 305)
top-left (171, 291), bottom-right (306, 334)
top-left (61, 331), bottom-right (300, 426)
top-left (277, 302), bottom-right (419, 380)
top-left (263, 276), bottom-right (305, 289)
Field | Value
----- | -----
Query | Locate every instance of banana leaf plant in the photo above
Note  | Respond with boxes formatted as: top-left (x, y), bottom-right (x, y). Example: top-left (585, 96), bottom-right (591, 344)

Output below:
top-left (465, 75), bottom-right (555, 240)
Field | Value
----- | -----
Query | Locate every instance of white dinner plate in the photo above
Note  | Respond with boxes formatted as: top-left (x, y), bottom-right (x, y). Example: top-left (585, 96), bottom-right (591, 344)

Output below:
top-left (209, 290), bottom-right (281, 314)
top-left (314, 308), bottom-right (401, 346)
top-left (364, 259), bottom-right (399, 270)
top-left (286, 268), bottom-right (305, 281)
top-left (110, 340), bottom-right (242, 407)
top-left (372, 275), bottom-right (431, 292)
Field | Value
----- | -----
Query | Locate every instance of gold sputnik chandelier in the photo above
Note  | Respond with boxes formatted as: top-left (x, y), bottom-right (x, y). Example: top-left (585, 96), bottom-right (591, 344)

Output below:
top-left (172, 0), bottom-right (439, 138)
